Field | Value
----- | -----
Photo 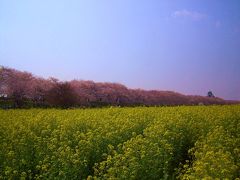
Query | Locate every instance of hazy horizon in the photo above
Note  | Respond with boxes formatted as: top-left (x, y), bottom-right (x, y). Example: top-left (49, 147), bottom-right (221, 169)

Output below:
top-left (1, 0), bottom-right (240, 100)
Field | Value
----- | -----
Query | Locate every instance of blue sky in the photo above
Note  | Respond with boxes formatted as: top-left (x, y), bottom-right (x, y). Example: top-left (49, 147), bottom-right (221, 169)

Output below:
top-left (0, 0), bottom-right (240, 100)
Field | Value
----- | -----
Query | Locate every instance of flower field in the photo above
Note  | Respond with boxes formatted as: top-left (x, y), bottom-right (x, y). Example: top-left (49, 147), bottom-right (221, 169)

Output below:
top-left (0, 105), bottom-right (239, 179)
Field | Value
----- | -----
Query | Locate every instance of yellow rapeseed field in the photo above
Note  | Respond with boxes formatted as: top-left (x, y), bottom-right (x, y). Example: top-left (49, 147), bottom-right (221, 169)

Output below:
top-left (0, 105), bottom-right (239, 179)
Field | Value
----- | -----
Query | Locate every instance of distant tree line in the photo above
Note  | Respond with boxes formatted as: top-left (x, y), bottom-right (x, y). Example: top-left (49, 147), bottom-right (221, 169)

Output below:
top-left (0, 66), bottom-right (236, 108)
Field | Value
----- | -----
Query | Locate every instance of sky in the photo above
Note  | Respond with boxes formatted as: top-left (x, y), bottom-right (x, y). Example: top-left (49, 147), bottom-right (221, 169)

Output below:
top-left (0, 0), bottom-right (240, 100)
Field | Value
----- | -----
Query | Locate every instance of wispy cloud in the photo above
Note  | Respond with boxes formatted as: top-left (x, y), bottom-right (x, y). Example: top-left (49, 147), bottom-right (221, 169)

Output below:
top-left (171, 9), bottom-right (206, 21)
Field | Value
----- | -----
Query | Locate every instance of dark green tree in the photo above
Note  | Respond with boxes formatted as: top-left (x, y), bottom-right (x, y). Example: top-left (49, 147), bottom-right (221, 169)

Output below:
top-left (207, 91), bottom-right (215, 98)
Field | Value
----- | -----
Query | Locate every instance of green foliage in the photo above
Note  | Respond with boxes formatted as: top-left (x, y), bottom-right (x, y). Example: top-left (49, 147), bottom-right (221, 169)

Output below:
top-left (0, 106), bottom-right (239, 179)
top-left (0, 99), bottom-right (14, 108)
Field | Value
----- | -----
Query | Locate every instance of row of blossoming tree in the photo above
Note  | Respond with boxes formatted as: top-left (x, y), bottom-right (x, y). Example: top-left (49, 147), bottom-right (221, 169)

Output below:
top-left (0, 66), bottom-right (236, 108)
